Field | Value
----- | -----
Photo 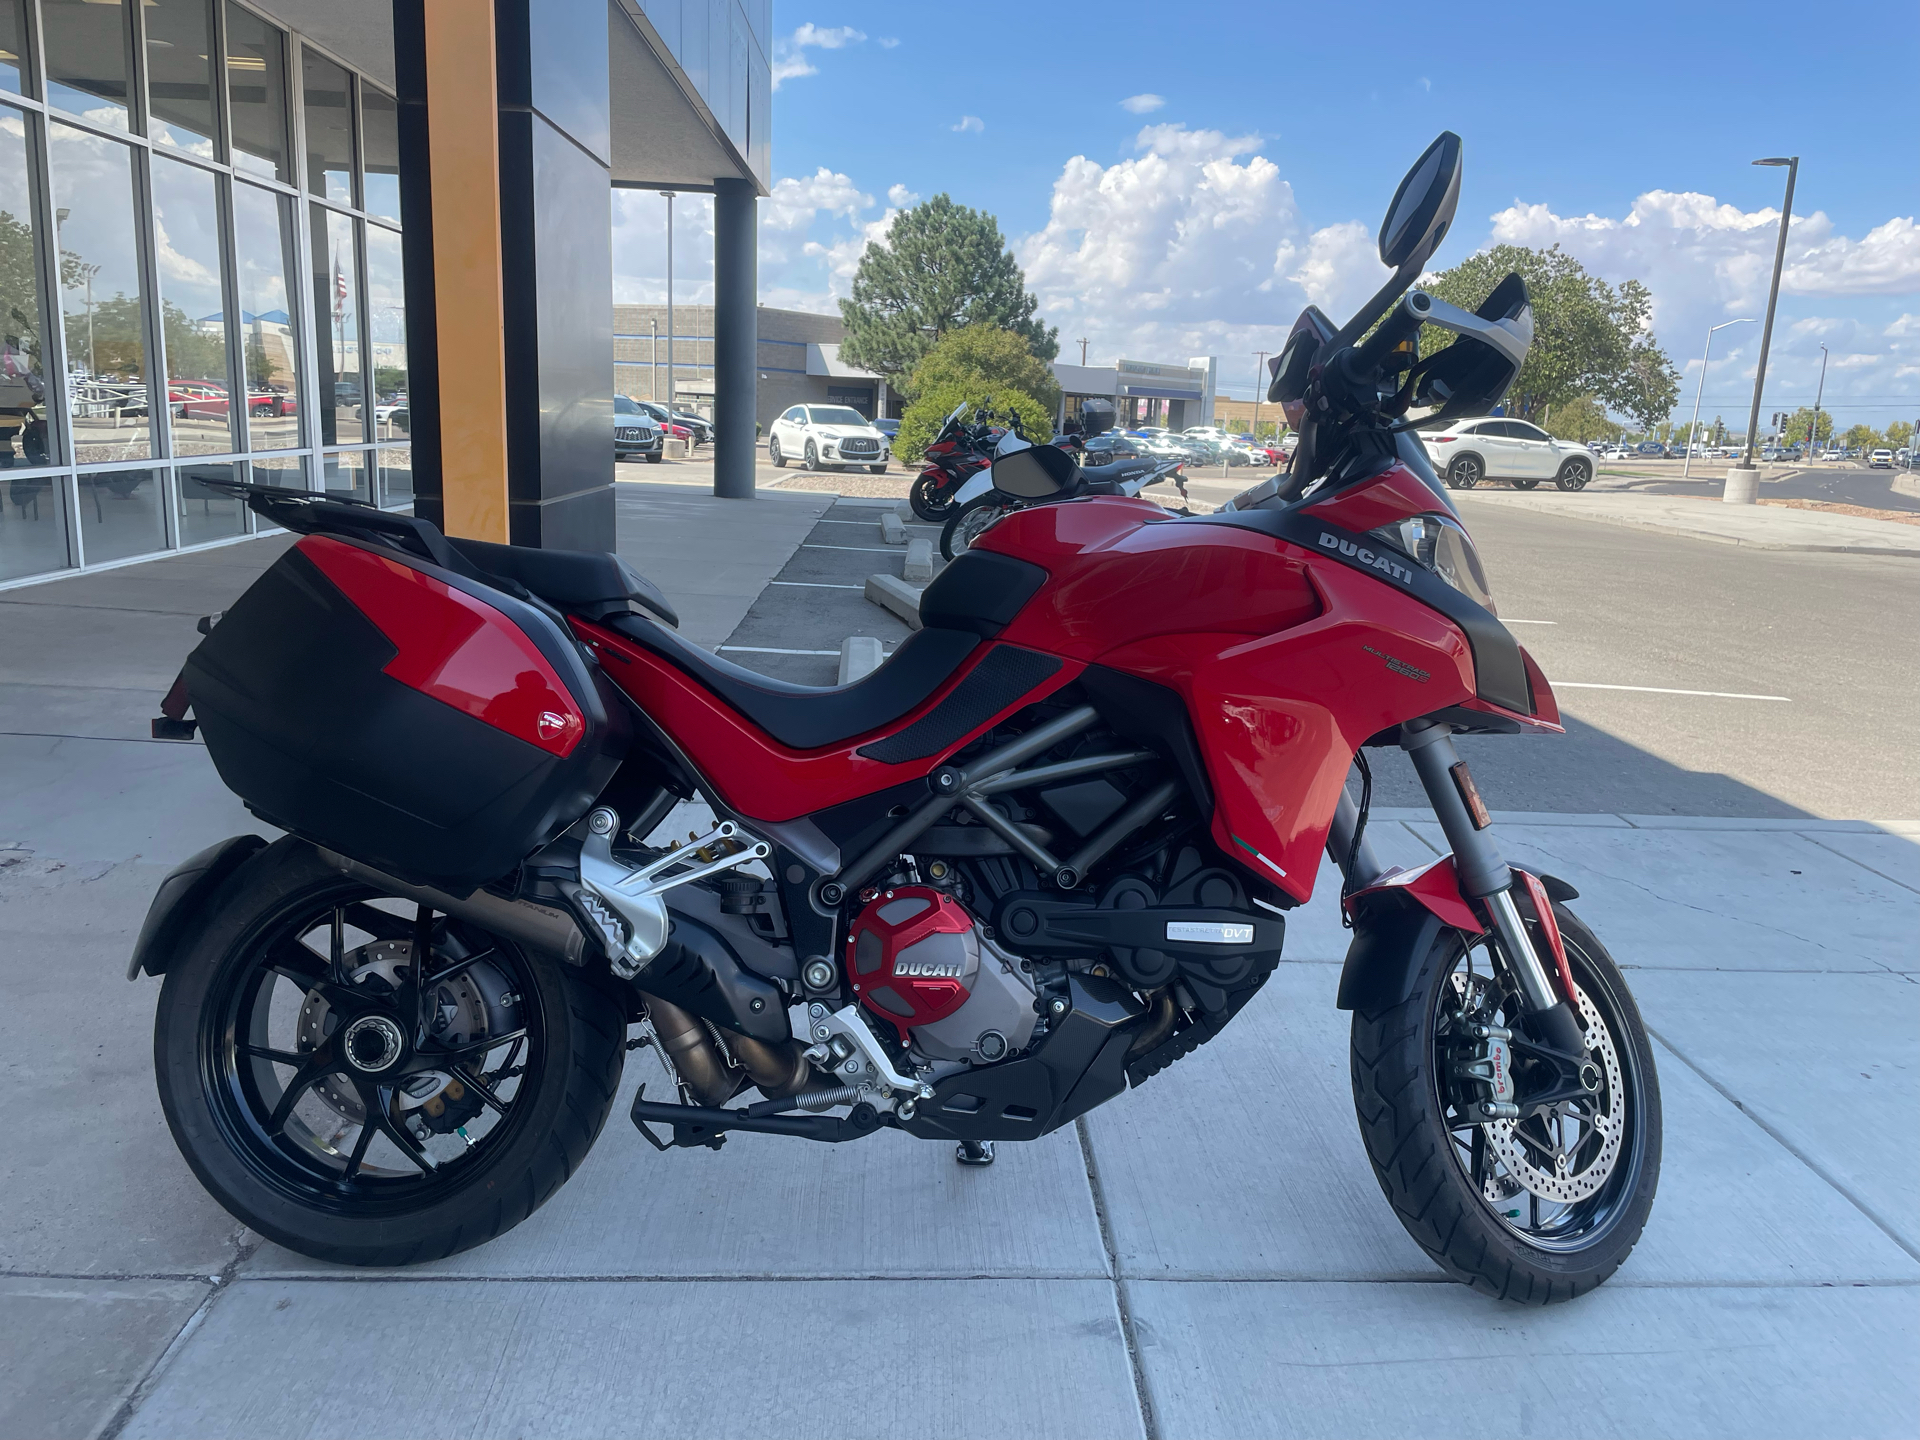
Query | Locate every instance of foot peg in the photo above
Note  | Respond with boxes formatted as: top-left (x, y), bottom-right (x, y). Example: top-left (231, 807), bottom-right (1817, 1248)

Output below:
top-left (955, 1139), bottom-right (995, 1167)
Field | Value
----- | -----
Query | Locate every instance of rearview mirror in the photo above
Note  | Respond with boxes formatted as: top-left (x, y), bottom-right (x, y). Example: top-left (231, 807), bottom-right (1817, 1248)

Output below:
top-left (1379, 132), bottom-right (1463, 270)
top-left (992, 443), bottom-right (1077, 498)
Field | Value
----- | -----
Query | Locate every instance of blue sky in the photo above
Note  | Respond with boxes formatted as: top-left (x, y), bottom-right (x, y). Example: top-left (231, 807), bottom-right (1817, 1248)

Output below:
top-left (613, 0), bottom-right (1920, 428)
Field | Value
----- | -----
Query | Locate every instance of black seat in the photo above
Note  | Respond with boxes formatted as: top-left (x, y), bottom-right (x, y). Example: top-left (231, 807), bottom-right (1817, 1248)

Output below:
top-left (447, 536), bottom-right (680, 627)
top-left (1076, 457), bottom-right (1161, 490)
top-left (607, 615), bottom-right (980, 750)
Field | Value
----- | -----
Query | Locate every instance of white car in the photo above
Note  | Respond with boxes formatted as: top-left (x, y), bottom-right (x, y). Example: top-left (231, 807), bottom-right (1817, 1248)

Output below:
top-left (1869, 449), bottom-right (1893, 469)
top-left (767, 404), bottom-right (890, 473)
top-left (1421, 417), bottom-right (1595, 491)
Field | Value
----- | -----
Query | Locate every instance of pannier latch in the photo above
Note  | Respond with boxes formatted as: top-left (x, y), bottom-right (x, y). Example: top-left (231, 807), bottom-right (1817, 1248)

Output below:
top-left (578, 808), bottom-right (772, 980)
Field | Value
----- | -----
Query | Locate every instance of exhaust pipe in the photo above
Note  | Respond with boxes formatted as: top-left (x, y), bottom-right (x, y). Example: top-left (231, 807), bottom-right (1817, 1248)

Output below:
top-left (317, 848), bottom-right (589, 967)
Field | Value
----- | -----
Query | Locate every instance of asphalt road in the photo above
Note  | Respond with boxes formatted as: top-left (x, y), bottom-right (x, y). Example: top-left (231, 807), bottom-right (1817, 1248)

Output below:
top-left (1596, 458), bottom-right (1920, 513)
top-left (692, 470), bottom-right (1920, 823)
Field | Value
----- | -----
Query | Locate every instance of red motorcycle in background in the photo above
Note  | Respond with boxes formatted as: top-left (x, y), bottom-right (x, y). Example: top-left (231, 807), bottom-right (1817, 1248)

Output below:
top-left (909, 402), bottom-right (1026, 520)
top-left (134, 132), bottom-right (1657, 1303)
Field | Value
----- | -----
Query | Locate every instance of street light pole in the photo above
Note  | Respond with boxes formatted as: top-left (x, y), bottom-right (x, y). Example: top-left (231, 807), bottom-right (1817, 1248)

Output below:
top-left (1731, 156), bottom-right (1797, 503)
top-left (1252, 351), bottom-right (1269, 440)
top-left (659, 191), bottom-right (675, 415)
top-left (1684, 318), bottom-right (1754, 477)
top-left (1809, 343), bottom-right (1827, 455)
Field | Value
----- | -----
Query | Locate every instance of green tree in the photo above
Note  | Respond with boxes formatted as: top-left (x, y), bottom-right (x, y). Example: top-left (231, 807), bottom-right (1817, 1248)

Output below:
top-left (895, 384), bottom-right (1053, 465)
top-left (904, 324), bottom-right (1061, 413)
top-left (839, 194), bottom-right (1057, 382)
top-left (1420, 244), bottom-right (1680, 430)
top-left (245, 338), bottom-right (278, 388)
top-left (1542, 394), bottom-right (1612, 443)
top-left (1887, 420), bottom-right (1914, 449)
top-left (1843, 423), bottom-right (1882, 451)
top-left (1782, 406), bottom-right (1833, 446)
top-left (0, 211), bottom-right (46, 373)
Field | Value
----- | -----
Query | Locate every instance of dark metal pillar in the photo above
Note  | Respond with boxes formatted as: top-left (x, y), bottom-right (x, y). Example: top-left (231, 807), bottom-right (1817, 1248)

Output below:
top-left (712, 178), bottom-right (757, 500)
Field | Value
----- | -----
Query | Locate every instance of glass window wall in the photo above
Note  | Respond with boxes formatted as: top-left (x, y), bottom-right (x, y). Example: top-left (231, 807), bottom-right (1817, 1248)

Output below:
top-left (145, 0), bottom-right (218, 157)
top-left (1, 1), bottom-right (408, 589)
top-left (151, 154), bottom-right (233, 455)
top-left (51, 120), bottom-right (152, 462)
top-left (43, 0), bottom-right (130, 124)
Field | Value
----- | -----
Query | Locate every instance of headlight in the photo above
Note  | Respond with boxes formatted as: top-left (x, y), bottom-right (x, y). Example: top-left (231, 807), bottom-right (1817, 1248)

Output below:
top-left (1369, 513), bottom-right (1497, 615)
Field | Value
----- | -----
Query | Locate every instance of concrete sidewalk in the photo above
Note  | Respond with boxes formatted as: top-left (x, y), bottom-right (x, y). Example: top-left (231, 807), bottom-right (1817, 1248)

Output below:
top-left (1, 488), bottom-right (1915, 1439)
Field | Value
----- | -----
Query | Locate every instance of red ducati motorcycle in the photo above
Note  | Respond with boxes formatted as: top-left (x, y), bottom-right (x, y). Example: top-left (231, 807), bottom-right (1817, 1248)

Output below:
top-left (135, 133), bottom-right (1657, 1301)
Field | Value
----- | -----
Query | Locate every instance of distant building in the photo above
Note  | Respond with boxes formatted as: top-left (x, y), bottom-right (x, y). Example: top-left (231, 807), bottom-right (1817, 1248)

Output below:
top-left (614, 304), bottom-right (895, 428)
top-left (1052, 355), bottom-right (1216, 429)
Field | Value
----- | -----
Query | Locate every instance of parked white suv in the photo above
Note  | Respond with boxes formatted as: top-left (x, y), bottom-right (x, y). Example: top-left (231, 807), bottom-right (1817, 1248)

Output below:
top-left (1422, 417), bottom-right (1595, 491)
top-left (768, 404), bottom-right (890, 473)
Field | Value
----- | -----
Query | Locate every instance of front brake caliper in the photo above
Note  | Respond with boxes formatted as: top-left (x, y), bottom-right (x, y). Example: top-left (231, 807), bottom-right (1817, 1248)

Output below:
top-left (1453, 1021), bottom-right (1520, 1123)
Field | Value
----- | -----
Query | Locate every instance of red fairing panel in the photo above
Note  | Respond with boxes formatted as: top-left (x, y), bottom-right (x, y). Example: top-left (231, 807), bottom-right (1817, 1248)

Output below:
top-left (977, 501), bottom-right (1478, 902)
top-left (296, 535), bottom-right (585, 757)
top-left (1344, 855), bottom-right (1485, 934)
top-left (573, 619), bottom-right (1084, 822)
top-left (1301, 463), bottom-right (1450, 535)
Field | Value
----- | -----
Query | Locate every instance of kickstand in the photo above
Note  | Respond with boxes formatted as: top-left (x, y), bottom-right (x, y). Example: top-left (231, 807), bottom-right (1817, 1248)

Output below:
top-left (955, 1139), bottom-right (995, 1167)
top-left (629, 1083), bottom-right (670, 1152)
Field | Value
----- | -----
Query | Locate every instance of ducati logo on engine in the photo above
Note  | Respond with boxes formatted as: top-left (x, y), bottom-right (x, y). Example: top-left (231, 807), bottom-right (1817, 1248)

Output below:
top-left (895, 956), bottom-right (965, 979)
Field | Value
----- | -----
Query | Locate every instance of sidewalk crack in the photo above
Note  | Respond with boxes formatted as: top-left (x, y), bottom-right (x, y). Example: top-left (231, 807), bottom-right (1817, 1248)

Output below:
top-left (1076, 1116), bottom-right (1159, 1440)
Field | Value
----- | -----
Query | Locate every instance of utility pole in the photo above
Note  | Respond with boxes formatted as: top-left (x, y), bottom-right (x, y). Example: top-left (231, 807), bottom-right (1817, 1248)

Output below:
top-left (1076, 337), bottom-right (1089, 366)
top-left (649, 318), bottom-right (658, 402)
top-left (1252, 350), bottom-right (1269, 439)
top-left (659, 191), bottom-right (676, 414)
top-left (1731, 155), bottom-right (1797, 502)
top-left (1809, 343), bottom-right (1828, 455)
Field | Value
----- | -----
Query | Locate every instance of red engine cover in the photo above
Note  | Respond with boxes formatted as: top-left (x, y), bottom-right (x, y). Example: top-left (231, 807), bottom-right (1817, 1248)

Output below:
top-left (846, 887), bottom-right (980, 1041)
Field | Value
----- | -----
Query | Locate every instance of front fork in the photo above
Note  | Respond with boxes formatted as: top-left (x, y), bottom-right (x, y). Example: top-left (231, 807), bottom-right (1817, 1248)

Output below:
top-left (1327, 718), bottom-right (1586, 1055)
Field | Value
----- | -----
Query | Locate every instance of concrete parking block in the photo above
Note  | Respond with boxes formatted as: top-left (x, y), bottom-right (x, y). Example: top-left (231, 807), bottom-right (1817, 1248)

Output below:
top-left (0, 854), bottom-right (246, 1276)
top-left (878, 510), bottom-right (907, 545)
top-left (1409, 821), bottom-right (1920, 972)
top-left (865, 572), bottom-right (923, 628)
top-left (902, 537), bottom-right (934, 581)
top-left (0, 1277), bottom-right (208, 1440)
top-left (245, 1058), bottom-right (1109, 1279)
top-left (1632, 969), bottom-right (1920, 1254)
top-left (1126, 1278), bottom-right (1919, 1440)
top-left (122, 1278), bottom-right (1145, 1440)
top-left (837, 635), bottom-right (885, 683)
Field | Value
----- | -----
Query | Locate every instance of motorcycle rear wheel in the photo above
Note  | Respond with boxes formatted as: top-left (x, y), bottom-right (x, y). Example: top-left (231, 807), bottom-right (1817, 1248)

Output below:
top-left (910, 470), bottom-right (957, 522)
top-left (941, 496), bottom-right (1013, 559)
top-left (153, 838), bottom-right (624, 1266)
top-left (1349, 905), bottom-right (1660, 1302)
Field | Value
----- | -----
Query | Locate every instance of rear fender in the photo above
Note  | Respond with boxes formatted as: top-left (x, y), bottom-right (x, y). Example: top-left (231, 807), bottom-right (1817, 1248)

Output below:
top-left (125, 834), bottom-right (268, 980)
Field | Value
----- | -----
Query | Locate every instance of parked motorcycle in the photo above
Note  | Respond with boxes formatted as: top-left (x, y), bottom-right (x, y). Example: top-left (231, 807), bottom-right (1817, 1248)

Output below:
top-left (909, 403), bottom-right (1055, 520)
top-left (134, 131), bottom-right (1657, 1301)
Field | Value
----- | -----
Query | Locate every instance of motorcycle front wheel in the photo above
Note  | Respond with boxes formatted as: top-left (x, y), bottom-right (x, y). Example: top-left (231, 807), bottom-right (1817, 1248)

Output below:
top-left (910, 470), bottom-right (957, 522)
top-left (153, 838), bottom-right (624, 1266)
top-left (940, 495), bottom-right (1014, 559)
top-left (1349, 904), bottom-right (1661, 1302)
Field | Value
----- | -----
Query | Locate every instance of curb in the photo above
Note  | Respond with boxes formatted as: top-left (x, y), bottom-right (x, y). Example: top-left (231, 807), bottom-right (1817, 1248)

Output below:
top-left (1457, 492), bottom-right (1920, 558)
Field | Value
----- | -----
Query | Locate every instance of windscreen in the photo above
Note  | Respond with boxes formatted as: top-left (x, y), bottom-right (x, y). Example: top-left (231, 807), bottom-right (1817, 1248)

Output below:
top-left (808, 407), bottom-right (869, 426)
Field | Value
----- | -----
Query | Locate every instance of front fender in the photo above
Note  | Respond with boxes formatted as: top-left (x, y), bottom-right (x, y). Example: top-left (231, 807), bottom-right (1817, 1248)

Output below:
top-left (125, 834), bottom-right (268, 980)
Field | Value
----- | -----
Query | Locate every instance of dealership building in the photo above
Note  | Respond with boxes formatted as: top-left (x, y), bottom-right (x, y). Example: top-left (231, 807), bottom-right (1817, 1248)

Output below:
top-left (0, 0), bottom-right (772, 587)
top-left (1052, 355), bottom-right (1218, 431)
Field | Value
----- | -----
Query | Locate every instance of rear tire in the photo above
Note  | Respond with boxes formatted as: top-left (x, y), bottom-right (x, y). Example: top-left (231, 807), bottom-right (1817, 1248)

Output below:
top-left (941, 495), bottom-right (1012, 560)
top-left (153, 838), bottom-right (624, 1267)
top-left (1447, 455), bottom-right (1483, 489)
top-left (1557, 460), bottom-right (1592, 491)
top-left (1511, 478), bottom-right (1540, 490)
top-left (1349, 906), bottom-right (1660, 1303)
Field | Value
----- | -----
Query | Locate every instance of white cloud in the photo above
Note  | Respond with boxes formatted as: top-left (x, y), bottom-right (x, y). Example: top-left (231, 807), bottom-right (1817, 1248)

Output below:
top-left (771, 23), bottom-right (867, 90)
top-left (952, 115), bottom-right (985, 134)
top-left (878, 36), bottom-right (900, 48)
top-left (887, 184), bottom-right (921, 208)
top-left (1017, 124), bottom-right (1387, 372)
top-left (1120, 93), bottom-right (1165, 114)
top-left (764, 168), bottom-right (872, 232)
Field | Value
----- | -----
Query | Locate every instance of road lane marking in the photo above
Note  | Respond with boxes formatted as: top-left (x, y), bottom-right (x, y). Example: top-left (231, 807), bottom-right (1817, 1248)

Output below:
top-left (1504, 619), bottom-right (1556, 625)
top-left (802, 544), bottom-right (900, 554)
top-left (1554, 682), bottom-right (1791, 702)
top-left (769, 581), bottom-right (864, 589)
top-left (718, 646), bottom-right (841, 656)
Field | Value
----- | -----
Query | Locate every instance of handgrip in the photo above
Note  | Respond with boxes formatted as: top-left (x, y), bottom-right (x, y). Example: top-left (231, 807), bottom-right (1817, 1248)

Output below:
top-left (1353, 289), bottom-right (1433, 375)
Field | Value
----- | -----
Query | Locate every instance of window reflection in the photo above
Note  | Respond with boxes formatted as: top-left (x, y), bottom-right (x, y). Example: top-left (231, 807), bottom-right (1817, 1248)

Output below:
top-left (0, 467), bottom-right (67, 578)
top-left (366, 225), bottom-right (406, 432)
top-left (231, 181), bottom-right (300, 450)
top-left (310, 206), bottom-right (363, 444)
top-left (361, 86), bottom-right (400, 225)
top-left (225, 2), bottom-right (288, 182)
top-left (146, 0), bottom-right (219, 157)
top-left (249, 452), bottom-right (303, 489)
top-left (0, 105), bottom-right (52, 470)
top-left (0, 1), bottom-right (29, 97)
top-left (43, 0), bottom-right (130, 123)
top-left (379, 445), bottom-right (412, 507)
top-left (321, 447), bottom-right (366, 501)
top-left (152, 155), bottom-right (233, 456)
top-left (301, 48), bottom-right (353, 205)
top-left (51, 121), bottom-right (152, 462)
top-left (77, 465), bottom-right (164, 561)
top-left (176, 458), bottom-right (244, 544)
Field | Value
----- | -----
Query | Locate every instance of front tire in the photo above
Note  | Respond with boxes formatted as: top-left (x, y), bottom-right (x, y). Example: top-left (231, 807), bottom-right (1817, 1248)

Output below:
top-left (1349, 906), bottom-right (1660, 1303)
top-left (1557, 459), bottom-right (1592, 491)
top-left (646, 452), bottom-right (663, 464)
top-left (769, 437), bottom-right (785, 468)
top-left (910, 470), bottom-right (956, 522)
top-left (1511, 477), bottom-right (1540, 490)
top-left (1447, 455), bottom-right (1483, 489)
top-left (804, 441), bottom-right (820, 471)
top-left (153, 838), bottom-right (624, 1267)
top-left (869, 463), bottom-right (887, 475)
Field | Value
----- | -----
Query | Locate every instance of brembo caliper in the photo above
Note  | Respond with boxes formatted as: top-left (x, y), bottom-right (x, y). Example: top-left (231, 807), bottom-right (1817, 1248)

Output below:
top-left (576, 808), bottom-right (771, 979)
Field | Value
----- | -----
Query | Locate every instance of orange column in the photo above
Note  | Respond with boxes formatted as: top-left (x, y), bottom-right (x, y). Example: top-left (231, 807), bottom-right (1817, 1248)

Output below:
top-left (420, 0), bottom-right (509, 542)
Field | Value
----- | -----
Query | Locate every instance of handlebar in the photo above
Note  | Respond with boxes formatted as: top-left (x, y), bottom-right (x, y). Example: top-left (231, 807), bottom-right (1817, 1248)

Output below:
top-left (1353, 289), bottom-right (1432, 375)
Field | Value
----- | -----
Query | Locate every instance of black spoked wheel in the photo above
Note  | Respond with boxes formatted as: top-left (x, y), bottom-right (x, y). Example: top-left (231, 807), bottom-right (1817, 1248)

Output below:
top-left (1350, 906), bottom-right (1661, 1302)
top-left (941, 496), bottom-right (1014, 560)
top-left (1447, 455), bottom-right (1482, 489)
top-left (1557, 459), bottom-right (1592, 491)
top-left (155, 839), bottom-right (622, 1266)
top-left (910, 469), bottom-right (956, 521)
